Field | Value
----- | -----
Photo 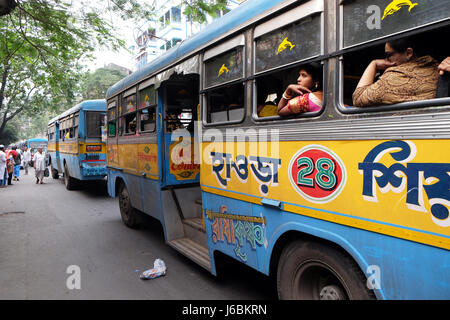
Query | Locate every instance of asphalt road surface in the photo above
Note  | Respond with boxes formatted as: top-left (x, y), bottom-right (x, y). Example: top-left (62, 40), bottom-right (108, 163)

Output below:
top-left (0, 169), bottom-right (277, 300)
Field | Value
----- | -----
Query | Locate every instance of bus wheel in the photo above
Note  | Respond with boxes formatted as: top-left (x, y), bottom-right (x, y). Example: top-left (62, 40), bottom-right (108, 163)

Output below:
top-left (64, 164), bottom-right (76, 190)
top-left (277, 240), bottom-right (375, 300)
top-left (51, 165), bottom-right (59, 179)
top-left (118, 182), bottom-right (139, 229)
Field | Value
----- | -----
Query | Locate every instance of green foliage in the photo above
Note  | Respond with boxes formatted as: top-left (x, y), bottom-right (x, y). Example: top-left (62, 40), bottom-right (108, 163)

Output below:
top-left (0, 0), bottom-right (239, 138)
top-left (182, 0), bottom-right (229, 24)
top-left (80, 67), bottom-right (128, 100)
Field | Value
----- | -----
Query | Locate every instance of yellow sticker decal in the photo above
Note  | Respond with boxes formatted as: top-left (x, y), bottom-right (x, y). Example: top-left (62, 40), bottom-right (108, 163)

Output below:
top-left (218, 64), bottom-right (229, 77)
top-left (145, 94), bottom-right (149, 101)
top-left (382, 0), bottom-right (418, 20)
top-left (276, 37), bottom-right (295, 55)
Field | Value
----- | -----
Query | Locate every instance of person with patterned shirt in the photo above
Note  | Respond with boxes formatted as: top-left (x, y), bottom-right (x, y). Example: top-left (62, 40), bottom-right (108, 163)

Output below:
top-left (352, 37), bottom-right (440, 107)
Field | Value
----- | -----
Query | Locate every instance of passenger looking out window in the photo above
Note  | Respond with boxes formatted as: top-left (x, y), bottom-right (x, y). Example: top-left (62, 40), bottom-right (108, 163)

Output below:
top-left (352, 37), bottom-right (440, 107)
top-left (277, 63), bottom-right (323, 116)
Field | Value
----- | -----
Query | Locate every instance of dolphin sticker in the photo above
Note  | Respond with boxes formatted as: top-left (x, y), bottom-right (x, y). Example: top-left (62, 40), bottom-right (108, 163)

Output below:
top-left (276, 37), bottom-right (295, 55)
top-left (382, 0), bottom-right (418, 20)
top-left (218, 64), bottom-right (229, 77)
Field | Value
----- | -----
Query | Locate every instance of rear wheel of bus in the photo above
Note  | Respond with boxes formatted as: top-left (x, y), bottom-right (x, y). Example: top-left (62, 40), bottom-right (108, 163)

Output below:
top-left (277, 240), bottom-right (375, 300)
top-left (64, 163), bottom-right (76, 190)
top-left (118, 182), bottom-right (140, 229)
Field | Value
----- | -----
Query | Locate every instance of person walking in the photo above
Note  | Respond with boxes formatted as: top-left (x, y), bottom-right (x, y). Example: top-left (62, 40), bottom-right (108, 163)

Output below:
top-left (0, 145), bottom-right (6, 188)
top-left (12, 146), bottom-right (21, 181)
top-left (34, 147), bottom-right (46, 184)
top-left (6, 148), bottom-right (16, 185)
top-left (23, 147), bottom-right (31, 175)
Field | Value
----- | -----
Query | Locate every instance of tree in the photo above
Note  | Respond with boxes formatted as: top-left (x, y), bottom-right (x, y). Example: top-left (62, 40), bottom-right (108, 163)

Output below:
top-left (80, 67), bottom-right (128, 100)
top-left (0, 0), bottom-right (237, 138)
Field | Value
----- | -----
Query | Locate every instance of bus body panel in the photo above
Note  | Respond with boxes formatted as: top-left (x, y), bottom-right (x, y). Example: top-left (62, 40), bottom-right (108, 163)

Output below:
top-left (200, 138), bottom-right (450, 299)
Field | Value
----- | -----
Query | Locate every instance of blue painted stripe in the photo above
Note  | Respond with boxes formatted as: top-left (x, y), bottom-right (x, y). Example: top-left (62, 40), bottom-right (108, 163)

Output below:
top-left (201, 184), bottom-right (450, 240)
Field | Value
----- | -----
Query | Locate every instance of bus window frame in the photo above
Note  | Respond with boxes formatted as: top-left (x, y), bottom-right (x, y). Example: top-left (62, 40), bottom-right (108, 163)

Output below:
top-left (107, 100), bottom-right (117, 137)
top-left (336, 2), bottom-right (450, 115)
top-left (251, 1), bottom-right (326, 122)
top-left (120, 88), bottom-right (138, 136)
top-left (137, 80), bottom-right (157, 134)
top-left (202, 34), bottom-right (247, 127)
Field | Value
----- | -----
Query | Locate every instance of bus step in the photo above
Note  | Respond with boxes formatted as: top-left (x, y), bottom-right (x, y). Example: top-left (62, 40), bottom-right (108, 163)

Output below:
top-left (182, 218), bottom-right (206, 247)
top-left (168, 238), bottom-right (211, 272)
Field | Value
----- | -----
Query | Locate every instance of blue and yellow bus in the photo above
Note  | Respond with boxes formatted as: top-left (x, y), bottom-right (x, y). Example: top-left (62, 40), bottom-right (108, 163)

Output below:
top-left (27, 138), bottom-right (48, 152)
top-left (47, 99), bottom-right (107, 190)
top-left (106, 0), bottom-right (450, 299)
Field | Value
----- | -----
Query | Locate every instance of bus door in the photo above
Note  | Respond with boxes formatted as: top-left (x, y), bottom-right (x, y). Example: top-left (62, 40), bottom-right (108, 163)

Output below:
top-left (158, 73), bottom-right (209, 271)
top-left (161, 76), bottom-right (200, 187)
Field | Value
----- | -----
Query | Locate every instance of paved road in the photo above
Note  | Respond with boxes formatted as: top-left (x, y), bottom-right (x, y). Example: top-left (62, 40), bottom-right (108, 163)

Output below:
top-left (0, 170), bottom-right (277, 300)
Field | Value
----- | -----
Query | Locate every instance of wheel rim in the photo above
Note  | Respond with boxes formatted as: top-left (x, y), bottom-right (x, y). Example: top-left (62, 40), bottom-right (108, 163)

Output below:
top-left (293, 261), bottom-right (348, 300)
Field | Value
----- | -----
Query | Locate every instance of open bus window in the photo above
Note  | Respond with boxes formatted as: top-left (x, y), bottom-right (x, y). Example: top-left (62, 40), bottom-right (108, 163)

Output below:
top-left (206, 82), bottom-right (245, 123)
top-left (254, 63), bottom-right (323, 119)
top-left (165, 76), bottom-right (198, 133)
top-left (341, 26), bottom-right (450, 110)
top-left (252, 4), bottom-right (323, 119)
top-left (140, 107), bottom-right (156, 132)
top-left (124, 113), bottom-right (137, 134)
top-left (138, 84), bottom-right (156, 133)
top-left (203, 37), bottom-right (245, 124)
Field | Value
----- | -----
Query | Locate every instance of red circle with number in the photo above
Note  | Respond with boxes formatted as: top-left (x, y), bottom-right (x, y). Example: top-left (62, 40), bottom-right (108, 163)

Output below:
top-left (289, 145), bottom-right (346, 203)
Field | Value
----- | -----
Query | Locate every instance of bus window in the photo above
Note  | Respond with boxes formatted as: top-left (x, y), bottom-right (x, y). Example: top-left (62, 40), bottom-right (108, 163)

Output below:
top-left (341, 26), bottom-right (450, 110)
top-left (252, 2), bottom-right (323, 119)
top-left (107, 101), bottom-right (117, 137)
top-left (120, 90), bottom-right (137, 135)
top-left (138, 84), bottom-right (156, 133)
top-left (165, 79), bottom-right (198, 132)
top-left (74, 114), bottom-right (79, 138)
top-left (86, 111), bottom-right (104, 138)
top-left (203, 36), bottom-right (245, 124)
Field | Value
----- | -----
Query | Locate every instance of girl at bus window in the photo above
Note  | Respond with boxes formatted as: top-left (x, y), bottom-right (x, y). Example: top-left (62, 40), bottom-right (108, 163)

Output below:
top-left (277, 63), bottom-right (323, 116)
top-left (352, 37), bottom-right (439, 107)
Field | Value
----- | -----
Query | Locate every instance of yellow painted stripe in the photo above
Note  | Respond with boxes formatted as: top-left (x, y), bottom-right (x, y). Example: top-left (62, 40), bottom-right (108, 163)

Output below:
top-left (201, 185), bottom-right (450, 250)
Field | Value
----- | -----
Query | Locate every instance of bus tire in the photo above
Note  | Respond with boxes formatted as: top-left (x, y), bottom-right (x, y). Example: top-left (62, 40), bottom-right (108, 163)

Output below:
top-left (118, 182), bottom-right (140, 229)
top-left (51, 164), bottom-right (59, 179)
top-left (64, 163), bottom-right (76, 190)
top-left (277, 240), bottom-right (375, 300)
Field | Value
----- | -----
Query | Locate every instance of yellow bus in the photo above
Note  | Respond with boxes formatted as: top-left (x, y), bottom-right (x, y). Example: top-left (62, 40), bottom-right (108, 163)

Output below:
top-left (106, 0), bottom-right (450, 299)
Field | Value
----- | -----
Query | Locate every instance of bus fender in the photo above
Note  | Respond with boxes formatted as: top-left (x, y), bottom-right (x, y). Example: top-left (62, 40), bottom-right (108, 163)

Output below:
top-left (264, 221), bottom-right (386, 300)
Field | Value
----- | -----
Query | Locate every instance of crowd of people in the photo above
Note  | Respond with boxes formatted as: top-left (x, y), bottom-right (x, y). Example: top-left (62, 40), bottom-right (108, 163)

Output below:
top-left (0, 144), bottom-right (47, 188)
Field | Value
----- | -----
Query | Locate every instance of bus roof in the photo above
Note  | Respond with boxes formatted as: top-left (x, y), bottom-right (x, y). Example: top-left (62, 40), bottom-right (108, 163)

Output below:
top-left (106, 0), bottom-right (286, 98)
top-left (48, 99), bottom-right (106, 125)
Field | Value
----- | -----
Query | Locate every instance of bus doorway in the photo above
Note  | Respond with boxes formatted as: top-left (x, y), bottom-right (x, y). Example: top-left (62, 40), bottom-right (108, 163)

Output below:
top-left (158, 73), bottom-right (209, 270)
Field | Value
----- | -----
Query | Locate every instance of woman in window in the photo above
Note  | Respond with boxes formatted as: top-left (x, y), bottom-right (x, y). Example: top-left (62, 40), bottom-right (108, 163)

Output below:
top-left (352, 37), bottom-right (439, 107)
top-left (277, 63), bottom-right (323, 116)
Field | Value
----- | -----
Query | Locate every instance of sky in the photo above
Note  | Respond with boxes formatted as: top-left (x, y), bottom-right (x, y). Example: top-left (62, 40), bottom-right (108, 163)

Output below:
top-left (85, 19), bottom-right (137, 72)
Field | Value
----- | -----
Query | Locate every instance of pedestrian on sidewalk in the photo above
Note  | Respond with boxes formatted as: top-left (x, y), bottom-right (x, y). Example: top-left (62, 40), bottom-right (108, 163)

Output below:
top-left (23, 147), bottom-right (31, 175)
top-left (34, 147), bottom-right (46, 184)
top-left (0, 145), bottom-right (6, 188)
top-left (6, 148), bottom-right (15, 185)
top-left (12, 146), bottom-right (21, 181)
